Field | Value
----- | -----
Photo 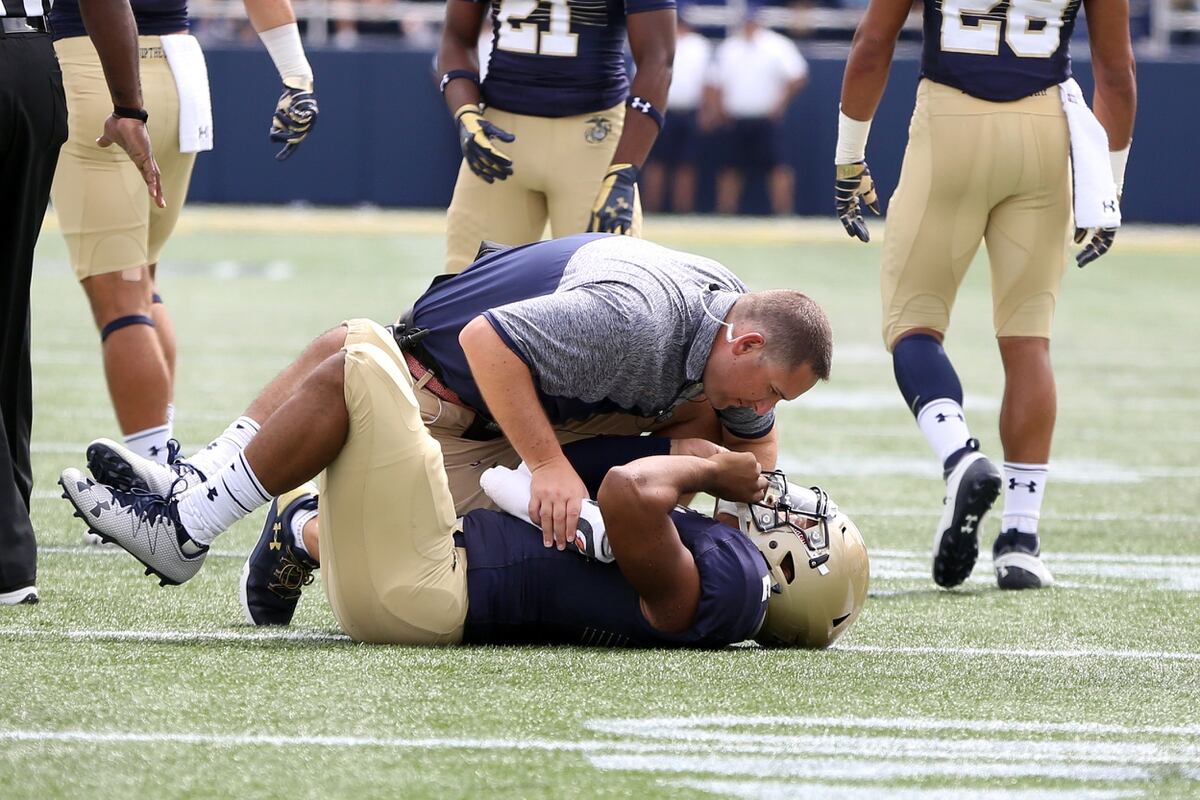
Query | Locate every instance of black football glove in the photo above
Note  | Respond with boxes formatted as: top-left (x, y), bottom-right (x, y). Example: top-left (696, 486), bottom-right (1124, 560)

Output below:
top-left (270, 78), bottom-right (318, 161)
top-left (587, 163), bottom-right (639, 234)
top-left (1074, 224), bottom-right (1117, 268)
top-left (835, 160), bottom-right (881, 242)
top-left (456, 106), bottom-right (515, 183)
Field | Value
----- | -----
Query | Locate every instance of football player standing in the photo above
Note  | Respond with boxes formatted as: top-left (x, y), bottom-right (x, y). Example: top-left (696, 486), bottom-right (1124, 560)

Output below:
top-left (436, 0), bottom-right (675, 273)
top-left (834, 1), bottom-right (1136, 589)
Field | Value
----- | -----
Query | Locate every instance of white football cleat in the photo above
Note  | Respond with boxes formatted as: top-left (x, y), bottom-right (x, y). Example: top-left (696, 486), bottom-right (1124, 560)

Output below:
top-left (932, 439), bottom-right (1001, 588)
top-left (85, 438), bottom-right (205, 497)
top-left (59, 467), bottom-right (208, 586)
top-left (994, 529), bottom-right (1054, 590)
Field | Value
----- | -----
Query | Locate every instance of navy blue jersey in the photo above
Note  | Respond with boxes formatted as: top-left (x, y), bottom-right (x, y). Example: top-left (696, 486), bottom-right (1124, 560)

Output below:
top-left (52, 0), bottom-right (188, 40)
top-left (457, 507), bottom-right (769, 647)
top-left (921, 1), bottom-right (1082, 102)
top-left (476, 0), bottom-right (675, 117)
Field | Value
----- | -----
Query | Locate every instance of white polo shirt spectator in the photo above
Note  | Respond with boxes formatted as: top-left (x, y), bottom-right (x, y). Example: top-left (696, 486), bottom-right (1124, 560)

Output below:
top-left (709, 21), bottom-right (808, 119)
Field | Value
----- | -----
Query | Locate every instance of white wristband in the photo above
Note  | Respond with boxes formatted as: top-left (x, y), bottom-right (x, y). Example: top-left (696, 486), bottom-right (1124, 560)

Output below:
top-left (835, 108), bottom-right (872, 164)
top-left (258, 23), bottom-right (313, 85)
top-left (1109, 143), bottom-right (1131, 196)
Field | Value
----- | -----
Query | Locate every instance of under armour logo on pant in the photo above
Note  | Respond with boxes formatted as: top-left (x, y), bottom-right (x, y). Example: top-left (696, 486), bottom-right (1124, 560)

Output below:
top-left (1009, 478), bottom-right (1038, 493)
top-left (1103, 200), bottom-right (1117, 213)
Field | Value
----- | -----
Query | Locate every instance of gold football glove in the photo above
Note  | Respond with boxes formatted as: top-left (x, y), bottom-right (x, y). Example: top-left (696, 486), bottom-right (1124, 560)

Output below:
top-left (270, 77), bottom-right (318, 161)
top-left (456, 105), bottom-right (515, 183)
top-left (835, 161), bottom-right (881, 242)
top-left (587, 163), bottom-right (639, 235)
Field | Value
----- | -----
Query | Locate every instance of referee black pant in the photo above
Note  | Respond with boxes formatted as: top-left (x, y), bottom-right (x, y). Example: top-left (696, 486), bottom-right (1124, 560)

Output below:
top-left (0, 30), bottom-right (68, 593)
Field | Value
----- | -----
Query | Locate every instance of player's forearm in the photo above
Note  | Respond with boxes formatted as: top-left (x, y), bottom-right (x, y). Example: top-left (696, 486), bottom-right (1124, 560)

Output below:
top-left (840, 36), bottom-right (896, 121)
top-left (839, 1), bottom-right (908, 121)
top-left (459, 317), bottom-right (564, 470)
top-left (1091, 61), bottom-right (1136, 151)
top-left (77, 0), bottom-right (143, 108)
top-left (722, 428), bottom-right (777, 470)
top-left (613, 9), bottom-right (674, 166)
top-left (243, 0), bottom-right (297, 33)
top-left (438, 2), bottom-right (486, 114)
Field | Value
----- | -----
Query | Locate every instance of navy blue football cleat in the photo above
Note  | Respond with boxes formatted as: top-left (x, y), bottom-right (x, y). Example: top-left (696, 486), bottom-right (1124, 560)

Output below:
top-left (932, 439), bottom-right (1001, 588)
top-left (240, 483), bottom-right (320, 625)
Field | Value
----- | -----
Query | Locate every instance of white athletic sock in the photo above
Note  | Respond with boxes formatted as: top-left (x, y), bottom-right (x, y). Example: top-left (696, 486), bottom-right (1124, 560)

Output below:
top-left (176, 452), bottom-right (272, 545)
top-left (125, 423), bottom-right (172, 465)
top-left (1001, 462), bottom-right (1048, 535)
top-left (187, 416), bottom-right (261, 477)
top-left (290, 506), bottom-right (319, 558)
top-left (916, 399), bottom-right (974, 467)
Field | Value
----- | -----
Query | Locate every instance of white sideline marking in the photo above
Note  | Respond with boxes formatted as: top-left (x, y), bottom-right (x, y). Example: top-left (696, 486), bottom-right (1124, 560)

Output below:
top-left (590, 754), bottom-right (1146, 782)
top-left (778, 454), bottom-right (1200, 483)
top-left (674, 780), bottom-right (1137, 800)
top-left (0, 627), bottom-right (350, 644)
top-left (584, 715), bottom-right (1200, 738)
top-left (0, 627), bottom-right (1198, 664)
top-left (834, 643), bottom-right (1200, 662)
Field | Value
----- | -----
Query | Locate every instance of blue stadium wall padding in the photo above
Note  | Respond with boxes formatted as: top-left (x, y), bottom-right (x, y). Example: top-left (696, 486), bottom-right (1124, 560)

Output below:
top-left (187, 47), bottom-right (1193, 224)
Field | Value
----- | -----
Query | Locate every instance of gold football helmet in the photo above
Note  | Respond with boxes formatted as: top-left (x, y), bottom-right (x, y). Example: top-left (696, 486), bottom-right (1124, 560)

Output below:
top-left (719, 473), bottom-right (869, 648)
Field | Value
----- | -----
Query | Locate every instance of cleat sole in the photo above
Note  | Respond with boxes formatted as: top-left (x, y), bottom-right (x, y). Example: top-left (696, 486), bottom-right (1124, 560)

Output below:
top-left (86, 442), bottom-right (151, 494)
top-left (933, 463), bottom-right (1002, 589)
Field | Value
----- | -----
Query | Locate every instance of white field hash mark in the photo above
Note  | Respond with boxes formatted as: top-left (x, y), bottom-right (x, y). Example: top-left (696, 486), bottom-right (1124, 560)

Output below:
top-left (3, 716), bottom-right (1194, 799)
top-left (1, 627), bottom-right (1199, 662)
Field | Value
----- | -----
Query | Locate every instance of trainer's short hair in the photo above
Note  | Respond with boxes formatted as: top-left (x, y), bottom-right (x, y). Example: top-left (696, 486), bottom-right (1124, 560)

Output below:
top-left (732, 290), bottom-right (833, 380)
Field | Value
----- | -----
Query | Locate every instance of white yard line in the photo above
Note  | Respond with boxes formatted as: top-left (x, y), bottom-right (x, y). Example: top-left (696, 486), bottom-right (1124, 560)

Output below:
top-left (674, 780), bottom-right (1138, 800)
top-left (1, 627), bottom-right (1198, 664)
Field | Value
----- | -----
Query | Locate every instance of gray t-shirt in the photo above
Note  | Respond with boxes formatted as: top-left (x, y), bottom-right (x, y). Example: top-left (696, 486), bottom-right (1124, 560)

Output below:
top-left (484, 236), bottom-right (773, 438)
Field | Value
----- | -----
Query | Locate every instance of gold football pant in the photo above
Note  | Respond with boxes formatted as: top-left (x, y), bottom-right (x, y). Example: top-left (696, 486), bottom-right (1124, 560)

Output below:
top-left (881, 79), bottom-right (1072, 349)
top-left (320, 320), bottom-right (468, 645)
top-left (444, 103), bottom-right (643, 273)
top-left (51, 35), bottom-right (196, 278)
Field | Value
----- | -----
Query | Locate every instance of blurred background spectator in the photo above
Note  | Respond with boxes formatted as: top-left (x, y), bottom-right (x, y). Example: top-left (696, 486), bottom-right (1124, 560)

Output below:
top-left (704, 5), bottom-right (808, 215)
top-left (642, 16), bottom-right (713, 214)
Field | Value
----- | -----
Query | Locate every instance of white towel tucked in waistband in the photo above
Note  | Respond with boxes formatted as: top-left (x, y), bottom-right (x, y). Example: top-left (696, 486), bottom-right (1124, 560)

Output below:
top-left (161, 34), bottom-right (214, 154)
top-left (1058, 78), bottom-right (1120, 229)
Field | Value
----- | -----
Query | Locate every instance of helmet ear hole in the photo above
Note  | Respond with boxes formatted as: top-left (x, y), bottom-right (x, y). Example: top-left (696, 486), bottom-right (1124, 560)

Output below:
top-left (779, 550), bottom-right (796, 584)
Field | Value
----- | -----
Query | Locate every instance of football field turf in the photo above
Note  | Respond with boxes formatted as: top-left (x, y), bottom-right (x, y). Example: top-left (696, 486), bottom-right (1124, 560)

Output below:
top-left (3, 209), bottom-right (1198, 799)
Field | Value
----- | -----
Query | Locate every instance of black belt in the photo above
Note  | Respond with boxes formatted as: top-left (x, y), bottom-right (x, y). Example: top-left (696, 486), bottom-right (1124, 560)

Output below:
top-left (1, 16), bottom-right (51, 35)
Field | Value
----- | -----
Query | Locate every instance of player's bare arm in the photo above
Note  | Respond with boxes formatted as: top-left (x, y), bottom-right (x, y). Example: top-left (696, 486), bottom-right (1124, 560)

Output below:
top-left (244, 0), bottom-right (319, 160)
top-left (439, 0), bottom-right (514, 183)
top-left (459, 316), bottom-right (587, 549)
top-left (599, 451), bottom-right (767, 633)
top-left (834, 0), bottom-right (911, 242)
top-left (1076, 0), bottom-right (1137, 267)
top-left (722, 427), bottom-right (778, 471)
top-left (77, 0), bottom-right (164, 207)
top-left (588, 8), bottom-right (675, 234)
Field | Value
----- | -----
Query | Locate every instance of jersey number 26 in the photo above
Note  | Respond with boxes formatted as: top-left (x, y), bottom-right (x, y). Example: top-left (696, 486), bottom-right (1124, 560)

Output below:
top-left (941, 0), bottom-right (1070, 58)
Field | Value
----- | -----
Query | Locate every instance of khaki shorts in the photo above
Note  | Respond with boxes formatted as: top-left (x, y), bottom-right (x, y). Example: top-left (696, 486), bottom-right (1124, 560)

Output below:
top-left (342, 319), bottom-right (665, 515)
top-left (320, 319), bottom-right (468, 645)
top-left (880, 79), bottom-right (1072, 348)
top-left (51, 35), bottom-right (196, 279)
top-left (444, 103), bottom-right (642, 273)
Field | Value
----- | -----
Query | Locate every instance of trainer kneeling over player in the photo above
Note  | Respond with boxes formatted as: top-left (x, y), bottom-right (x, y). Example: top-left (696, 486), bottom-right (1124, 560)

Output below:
top-left (60, 319), bottom-right (868, 648)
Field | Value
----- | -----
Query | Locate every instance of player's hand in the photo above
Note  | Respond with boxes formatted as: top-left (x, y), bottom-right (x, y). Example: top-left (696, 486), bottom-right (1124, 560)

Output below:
top-left (670, 438), bottom-right (728, 459)
top-left (528, 456), bottom-right (589, 550)
top-left (98, 116), bottom-right (165, 209)
top-left (1074, 225), bottom-right (1117, 268)
top-left (587, 163), bottom-right (639, 234)
top-left (456, 106), bottom-right (515, 183)
top-left (707, 451), bottom-right (769, 504)
top-left (835, 160), bottom-right (880, 242)
top-left (270, 78), bottom-right (319, 161)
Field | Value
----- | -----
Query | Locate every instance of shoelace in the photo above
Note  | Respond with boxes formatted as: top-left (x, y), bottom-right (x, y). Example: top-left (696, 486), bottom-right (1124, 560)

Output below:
top-left (164, 439), bottom-right (203, 482)
top-left (269, 549), bottom-right (316, 596)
